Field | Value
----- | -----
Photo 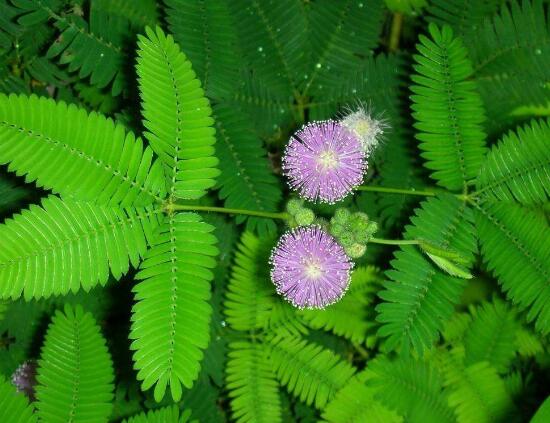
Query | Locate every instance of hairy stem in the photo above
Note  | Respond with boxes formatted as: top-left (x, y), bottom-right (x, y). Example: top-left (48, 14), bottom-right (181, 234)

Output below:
top-left (168, 204), bottom-right (289, 220)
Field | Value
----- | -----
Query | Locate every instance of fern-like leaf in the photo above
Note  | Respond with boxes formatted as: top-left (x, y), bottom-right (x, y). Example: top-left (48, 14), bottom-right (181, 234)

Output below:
top-left (165, 0), bottom-right (240, 98)
top-left (226, 341), bottom-right (282, 423)
top-left (427, 0), bottom-right (504, 35)
top-left (42, 0), bottom-right (127, 94)
top-left (0, 375), bottom-right (37, 423)
top-left (228, 0), bottom-right (308, 94)
top-left (300, 266), bottom-right (380, 344)
top-left (303, 0), bottom-right (385, 97)
top-left (225, 232), bottom-right (277, 331)
top-left (0, 94), bottom-right (166, 206)
top-left (94, 0), bottom-right (159, 30)
top-left (475, 119), bottom-right (550, 205)
top-left (213, 104), bottom-right (282, 235)
top-left (445, 359), bottom-right (516, 423)
top-left (474, 201), bottom-right (550, 334)
top-left (137, 26), bottom-right (219, 199)
top-left (225, 232), bottom-right (306, 335)
top-left (466, 0), bottom-right (550, 133)
top-left (321, 372), bottom-right (403, 423)
top-left (463, 300), bottom-right (518, 372)
top-left (123, 405), bottom-right (195, 423)
top-left (411, 24), bottom-right (487, 190)
top-left (366, 357), bottom-right (455, 423)
top-left (0, 196), bottom-right (161, 300)
top-left (130, 212), bottom-right (218, 402)
top-left (268, 336), bottom-right (356, 409)
top-left (531, 396), bottom-right (550, 423)
top-left (35, 304), bottom-right (114, 423)
top-left (377, 195), bottom-right (477, 354)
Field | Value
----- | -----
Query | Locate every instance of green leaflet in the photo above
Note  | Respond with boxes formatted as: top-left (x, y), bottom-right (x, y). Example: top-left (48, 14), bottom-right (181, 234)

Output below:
top-left (303, 0), bottom-right (386, 96)
top-left (475, 201), bottom-right (550, 334)
top-left (531, 396), bottom-right (550, 423)
top-left (377, 195), bottom-right (477, 354)
top-left (130, 212), bottom-right (219, 402)
top-left (463, 300), bottom-right (518, 373)
top-left (0, 94), bottom-right (166, 206)
top-left (123, 405), bottom-right (195, 423)
top-left (0, 375), bottom-right (37, 423)
top-left (366, 357), bottom-right (455, 423)
top-left (35, 304), bottom-right (114, 423)
top-left (322, 372), bottom-right (403, 423)
top-left (427, 0), bottom-right (505, 35)
top-left (444, 359), bottom-right (516, 423)
top-left (228, 0), bottom-right (308, 95)
top-left (0, 196), bottom-right (162, 300)
top-left (466, 1), bottom-right (550, 133)
top-left (165, 0), bottom-right (240, 99)
top-left (475, 119), bottom-right (550, 205)
top-left (268, 336), bottom-right (356, 409)
top-left (137, 26), bottom-right (219, 200)
top-left (213, 104), bottom-right (282, 235)
top-left (411, 24), bottom-right (488, 190)
top-left (226, 342), bottom-right (282, 423)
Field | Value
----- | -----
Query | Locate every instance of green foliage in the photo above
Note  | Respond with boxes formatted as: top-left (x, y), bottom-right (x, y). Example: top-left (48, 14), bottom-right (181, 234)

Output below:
top-left (463, 300), bottom-right (518, 372)
top-left (268, 336), bottom-right (356, 409)
top-left (427, 0), bottom-right (505, 35)
top-left (531, 396), bottom-right (550, 423)
top-left (0, 94), bottom-right (166, 206)
top-left (475, 202), bottom-right (550, 334)
top-left (0, 196), bottom-right (161, 300)
top-left (35, 304), bottom-right (114, 423)
top-left (136, 26), bottom-right (219, 200)
top-left (465, 0), bottom-right (550, 133)
top-left (377, 195), bottom-right (477, 354)
top-left (123, 405), bottom-right (195, 423)
top-left (366, 357), bottom-right (455, 423)
top-left (476, 119), bottom-right (550, 205)
top-left (0, 1), bottom-right (549, 421)
top-left (411, 24), bottom-right (487, 190)
top-left (445, 359), bottom-right (516, 422)
top-left (321, 372), bottom-right (403, 423)
top-left (226, 342), bottom-right (282, 423)
top-left (130, 213), bottom-right (218, 402)
top-left (212, 104), bottom-right (282, 235)
top-left (0, 375), bottom-right (37, 423)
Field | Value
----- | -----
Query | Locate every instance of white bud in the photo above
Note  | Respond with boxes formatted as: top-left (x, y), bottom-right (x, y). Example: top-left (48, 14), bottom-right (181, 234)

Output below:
top-left (340, 105), bottom-right (388, 154)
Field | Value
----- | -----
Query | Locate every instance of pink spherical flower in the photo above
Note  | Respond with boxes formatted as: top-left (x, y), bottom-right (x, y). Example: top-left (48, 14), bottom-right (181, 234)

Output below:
top-left (282, 120), bottom-right (366, 203)
top-left (270, 226), bottom-right (353, 309)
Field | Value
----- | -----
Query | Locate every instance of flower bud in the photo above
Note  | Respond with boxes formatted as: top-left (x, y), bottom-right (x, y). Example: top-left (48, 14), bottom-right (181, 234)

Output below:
top-left (295, 208), bottom-right (315, 226)
top-left (346, 243), bottom-right (367, 258)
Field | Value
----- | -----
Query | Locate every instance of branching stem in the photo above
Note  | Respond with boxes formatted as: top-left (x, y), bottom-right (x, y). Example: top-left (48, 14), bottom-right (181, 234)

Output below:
top-left (357, 185), bottom-right (437, 197)
top-left (357, 185), bottom-right (469, 201)
top-left (168, 204), bottom-right (289, 220)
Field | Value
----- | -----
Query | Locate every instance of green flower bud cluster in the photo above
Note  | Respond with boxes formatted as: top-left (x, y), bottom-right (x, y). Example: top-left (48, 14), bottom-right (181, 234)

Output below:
top-left (286, 199), bottom-right (316, 227)
top-left (329, 208), bottom-right (378, 258)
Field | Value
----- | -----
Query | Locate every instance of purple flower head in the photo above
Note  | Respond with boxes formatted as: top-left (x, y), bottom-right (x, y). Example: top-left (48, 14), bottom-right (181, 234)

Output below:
top-left (282, 120), bottom-right (366, 203)
top-left (11, 360), bottom-right (37, 401)
top-left (270, 225), bottom-right (353, 309)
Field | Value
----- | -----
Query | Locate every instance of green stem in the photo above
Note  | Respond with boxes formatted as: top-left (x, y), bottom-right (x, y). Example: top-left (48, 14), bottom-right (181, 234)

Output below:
top-left (357, 185), bottom-right (437, 197)
top-left (389, 12), bottom-right (403, 52)
top-left (168, 204), bottom-right (289, 220)
top-left (370, 237), bottom-right (420, 246)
